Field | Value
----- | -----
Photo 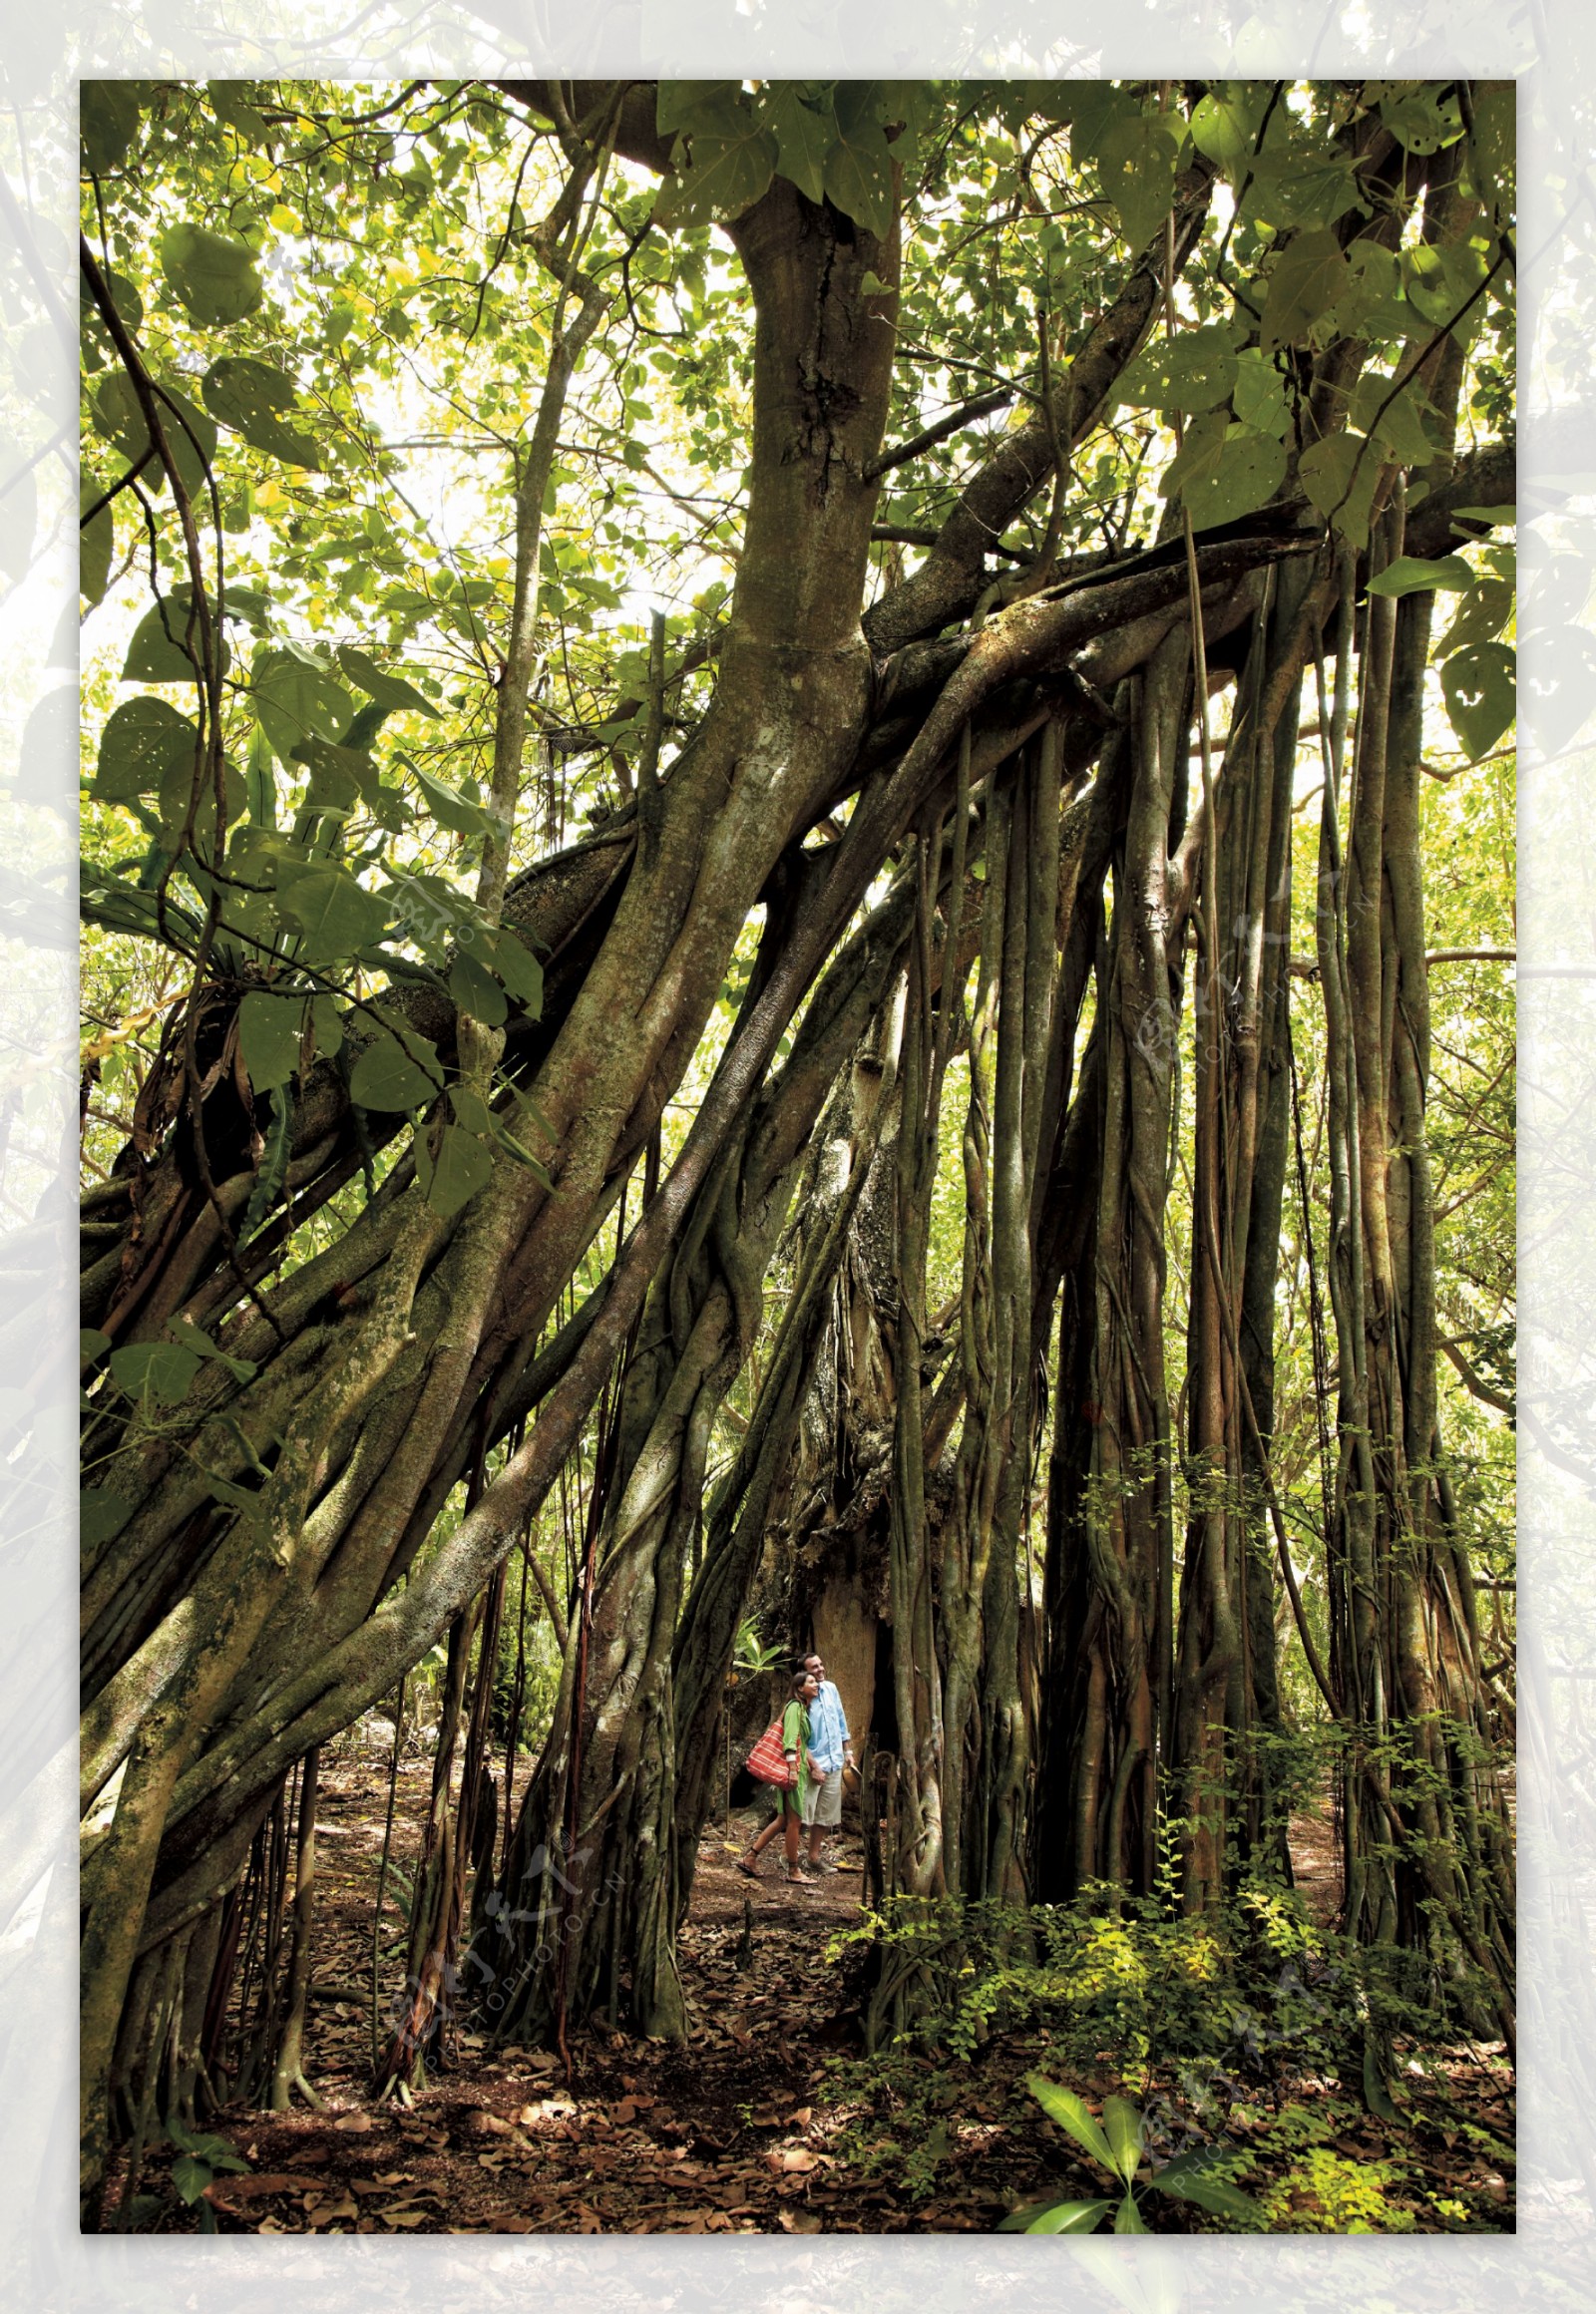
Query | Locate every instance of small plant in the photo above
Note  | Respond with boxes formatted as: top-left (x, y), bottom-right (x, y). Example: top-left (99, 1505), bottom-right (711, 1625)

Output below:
top-left (998, 2077), bottom-right (1259, 2234)
top-left (166, 2115), bottom-right (249, 2232)
top-left (730, 1617), bottom-right (785, 1681)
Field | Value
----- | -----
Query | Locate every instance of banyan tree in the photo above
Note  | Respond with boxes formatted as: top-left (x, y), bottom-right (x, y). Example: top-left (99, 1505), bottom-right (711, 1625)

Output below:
top-left (77, 75), bottom-right (1516, 2219)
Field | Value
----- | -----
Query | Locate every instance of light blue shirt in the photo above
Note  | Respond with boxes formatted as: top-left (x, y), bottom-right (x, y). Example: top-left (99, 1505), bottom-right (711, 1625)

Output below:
top-left (807, 1678), bottom-right (850, 1773)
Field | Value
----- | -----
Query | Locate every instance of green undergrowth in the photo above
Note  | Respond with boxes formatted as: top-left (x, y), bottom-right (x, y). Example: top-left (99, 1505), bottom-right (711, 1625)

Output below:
top-left (817, 1879), bottom-right (1514, 2233)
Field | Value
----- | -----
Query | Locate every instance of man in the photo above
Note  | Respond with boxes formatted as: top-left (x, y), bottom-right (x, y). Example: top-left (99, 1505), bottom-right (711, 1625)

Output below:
top-left (800, 1650), bottom-right (854, 1874)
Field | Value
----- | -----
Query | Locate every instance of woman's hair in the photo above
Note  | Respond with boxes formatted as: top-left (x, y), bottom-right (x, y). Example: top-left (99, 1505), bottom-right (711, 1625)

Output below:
top-left (790, 1671), bottom-right (816, 1701)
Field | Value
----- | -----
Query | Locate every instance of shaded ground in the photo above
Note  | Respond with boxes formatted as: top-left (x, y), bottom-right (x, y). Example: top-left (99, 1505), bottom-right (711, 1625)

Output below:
top-left (114, 1734), bottom-right (1515, 2235)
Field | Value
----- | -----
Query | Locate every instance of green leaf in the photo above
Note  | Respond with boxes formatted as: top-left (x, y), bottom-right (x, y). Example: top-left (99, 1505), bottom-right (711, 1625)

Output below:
top-left (760, 83), bottom-right (834, 203)
top-left (336, 645), bottom-right (437, 719)
top-left (82, 83), bottom-right (147, 175)
top-left (1229, 348), bottom-right (1290, 440)
top-left (1258, 227), bottom-right (1351, 357)
top-left (1159, 407), bottom-right (1227, 506)
top-left (273, 862), bottom-right (389, 957)
top-left (417, 1121), bottom-right (494, 1218)
top-left (122, 596), bottom-right (231, 686)
top-left (1451, 504), bottom-right (1515, 528)
top-left (1117, 323), bottom-right (1238, 414)
top-left (240, 1083), bottom-right (290, 1241)
top-left (95, 697), bottom-right (198, 803)
top-left (110, 1341), bottom-right (203, 1406)
top-left (1151, 2157), bottom-right (1260, 2221)
top-left (1439, 569), bottom-right (1514, 655)
top-left (92, 373), bottom-right (217, 500)
top-left (1025, 2075), bottom-right (1115, 2174)
top-left (491, 1117), bottom-right (553, 1189)
top-left (81, 1486), bottom-right (136, 1549)
top-left (412, 764), bottom-right (497, 838)
top-left (294, 736), bottom-right (374, 813)
top-left (310, 991), bottom-right (344, 1061)
top-left (1299, 430), bottom-right (1381, 549)
top-left (656, 82), bottom-right (747, 138)
top-left (202, 357), bottom-right (320, 469)
top-left (1061, 84), bottom-right (1140, 166)
top-left (1112, 2190), bottom-right (1148, 2232)
top-left (824, 118), bottom-right (894, 238)
top-left (1178, 426), bottom-right (1288, 529)
top-left (1188, 84), bottom-right (1271, 178)
top-left (81, 1329), bottom-right (112, 1363)
top-left (1095, 115), bottom-right (1180, 254)
top-left (1401, 241), bottom-right (1489, 335)
top-left (170, 2155), bottom-right (212, 2206)
top-left (207, 81), bottom-right (270, 147)
top-left (1374, 82), bottom-right (1463, 156)
top-left (81, 477), bottom-right (114, 605)
top-left (657, 120), bottom-right (779, 227)
top-left (250, 647), bottom-right (352, 763)
top-left (1102, 2096), bottom-right (1145, 2187)
top-left (1440, 642), bottom-right (1515, 760)
top-left (164, 1314), bottom-right (257, 1381)
top-left (1019, 2197), bottom-right (1114, 2233)
top-left (236, 988), bottom-right (303, 1091)
top-left (158, 222), bottom-right (263, 326)
top-left (449, 950), bottom-right (508, 1026)
top-left (346, 1024), bottom-right (442, 1111)
top-left (1350, 369), bottom-right (1435, 467)
top-left (1242, 146), bottom-right (1363, 234)
top-left (482, 928), bottom-right (543, 1014)
top-left (1365, 554), bottom-right (1474, 599)
top-left (449, 1084), bottom-right (491, 1135)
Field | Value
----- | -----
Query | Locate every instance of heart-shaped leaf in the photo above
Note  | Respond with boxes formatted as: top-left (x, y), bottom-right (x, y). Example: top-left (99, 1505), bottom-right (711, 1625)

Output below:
top-left (417, 1122), bottom-right (494, 1218)
top-left (159, 222), bottom-right (262, 325)
top-left (95, 697), bottom-right (199, 803)
top-left (274, 863), bottom-right (389, 958)
top-left (202, 357), bottom-right (320, 468)
top-left (1259, 227), bottom-right (1351, 356)
top-left (347, 1024), bottom-right (442, 1111)
top-left (122, 596), bottom-right (231, 686)
top-left (1440, 641), bottom-right (1515, 760)
top-left (237, 988), bottom-right (304, 1091)
top-left (82, 83), bottom-right (149, 176)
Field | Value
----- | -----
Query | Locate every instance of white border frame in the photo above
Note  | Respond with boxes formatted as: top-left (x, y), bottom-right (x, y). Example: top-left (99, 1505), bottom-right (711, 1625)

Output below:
top-left (2, 8), bottom-right (1587, 2306)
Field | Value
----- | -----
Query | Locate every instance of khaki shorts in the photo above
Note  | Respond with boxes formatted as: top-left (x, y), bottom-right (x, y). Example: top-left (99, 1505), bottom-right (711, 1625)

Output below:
top-left (802, 1769), bottom-right (843, 1828)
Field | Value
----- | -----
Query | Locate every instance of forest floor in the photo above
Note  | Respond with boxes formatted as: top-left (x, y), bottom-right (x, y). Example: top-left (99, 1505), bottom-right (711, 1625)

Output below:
top-left (125, 1727), bottom-right (1516, 2236)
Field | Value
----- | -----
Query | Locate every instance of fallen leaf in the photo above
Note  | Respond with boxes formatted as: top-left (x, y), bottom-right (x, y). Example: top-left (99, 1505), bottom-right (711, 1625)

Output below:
top-left (306, 2194), bottom-right (359, 2225)
top-left (333, 2112), bottom-right (374, 2133)
top-left (779, 2207), bottom-right (823, 2232)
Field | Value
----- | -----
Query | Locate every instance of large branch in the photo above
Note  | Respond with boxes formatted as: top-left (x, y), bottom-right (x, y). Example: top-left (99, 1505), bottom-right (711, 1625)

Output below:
top-left (862, 159), bottom-right (1218, 657)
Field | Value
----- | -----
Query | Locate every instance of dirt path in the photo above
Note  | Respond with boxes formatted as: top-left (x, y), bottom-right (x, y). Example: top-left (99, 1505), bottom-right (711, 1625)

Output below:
top-left (194, 1747), bottom-right (922, 2235)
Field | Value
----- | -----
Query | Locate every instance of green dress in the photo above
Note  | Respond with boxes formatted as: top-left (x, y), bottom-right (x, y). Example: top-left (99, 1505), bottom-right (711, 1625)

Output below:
top-left (780, 1699), bottom-right (811, 1813)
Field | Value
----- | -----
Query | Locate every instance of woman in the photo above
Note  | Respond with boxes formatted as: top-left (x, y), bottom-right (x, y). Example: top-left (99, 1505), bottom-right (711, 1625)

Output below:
top-left (738, 1670), bottom-right (821, 1887)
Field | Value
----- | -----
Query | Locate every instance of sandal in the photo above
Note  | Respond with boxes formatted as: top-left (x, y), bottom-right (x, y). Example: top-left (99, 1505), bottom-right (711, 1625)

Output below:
top-left (784, 1868), bottom-right (808, 1886)
top-left (736, 1854), bottom-right (760, 1879)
